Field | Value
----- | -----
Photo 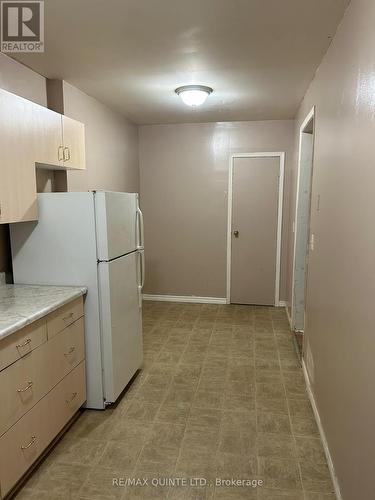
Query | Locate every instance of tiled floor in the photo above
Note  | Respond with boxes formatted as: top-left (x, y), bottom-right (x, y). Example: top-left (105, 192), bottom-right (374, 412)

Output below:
top-left (15, 302), bottom-right (335, 500)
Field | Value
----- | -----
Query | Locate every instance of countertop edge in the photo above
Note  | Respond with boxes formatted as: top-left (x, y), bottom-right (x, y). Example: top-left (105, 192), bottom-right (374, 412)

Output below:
top-left (0, 287), bottom-right (87, 341)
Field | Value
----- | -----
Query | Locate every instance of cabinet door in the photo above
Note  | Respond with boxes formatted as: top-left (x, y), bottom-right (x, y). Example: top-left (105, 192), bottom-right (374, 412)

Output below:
top-left (0, 89), bottom-right (38, 223)
top-left (62, 115), bottom-right (86, 170)
top-left (31, 105), bottom-right (63, 167)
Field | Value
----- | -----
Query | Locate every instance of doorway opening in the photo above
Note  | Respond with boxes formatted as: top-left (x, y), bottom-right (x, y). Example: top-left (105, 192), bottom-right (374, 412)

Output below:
top-left (227, 152), bottom-right (285, 306)
top-left (291, 107), bottom-right (315, 354)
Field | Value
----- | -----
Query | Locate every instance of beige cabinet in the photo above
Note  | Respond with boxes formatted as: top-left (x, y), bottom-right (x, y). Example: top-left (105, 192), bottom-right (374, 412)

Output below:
top-left (0, 362), bottom-right (85, 497)
top-left (0, 89), bottom-right (38, 223)
top-left (0, 296), bottom-right (86, 497)
top-left (0, 87), bottom-right (86, 224)
top-left (31, 104), bottom-right (64, 168)
top-left (62, 115), bottom-right (86, 170)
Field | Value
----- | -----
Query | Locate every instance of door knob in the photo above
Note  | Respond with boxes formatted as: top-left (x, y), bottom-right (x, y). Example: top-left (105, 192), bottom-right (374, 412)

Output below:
top-left (233, 230), bottom-right (239, 238)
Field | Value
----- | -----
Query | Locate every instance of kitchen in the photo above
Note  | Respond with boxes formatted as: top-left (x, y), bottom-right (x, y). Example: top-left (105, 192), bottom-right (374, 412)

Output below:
top-left (0, 1), bottom-right (373, 499)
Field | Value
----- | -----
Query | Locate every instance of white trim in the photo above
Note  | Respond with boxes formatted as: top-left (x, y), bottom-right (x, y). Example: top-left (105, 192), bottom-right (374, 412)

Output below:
top-left (285, 303), bottom-right (293, 329)
top-left (143, 294), bottom-right (227, 304)
top-left (277, 300), bottom-right (287, 308)
top-left (302, 360), bottom-right (342, 500)
top-left (291, 106), bottom-right (315, 330)
top-left (227, 152), bottom-right (285, 306)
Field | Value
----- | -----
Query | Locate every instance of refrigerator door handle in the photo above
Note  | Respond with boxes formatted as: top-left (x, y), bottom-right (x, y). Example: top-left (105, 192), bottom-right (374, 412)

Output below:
top-left (139, 249), bottom-right (145, 289)
top-left (137, 206), bottom-right (145, 250)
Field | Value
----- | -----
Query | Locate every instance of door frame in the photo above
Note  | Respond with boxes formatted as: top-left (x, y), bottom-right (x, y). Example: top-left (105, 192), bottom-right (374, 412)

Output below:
top-left (291, 106), bottom-right (315, 330)
top-left (226, 152), bottom-right (285, 305)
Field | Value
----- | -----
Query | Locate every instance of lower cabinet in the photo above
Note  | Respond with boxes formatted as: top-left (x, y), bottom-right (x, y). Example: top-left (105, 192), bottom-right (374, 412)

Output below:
top-left (0, 362), bottom-right (86, 497)
top-left (0, 297), bottom-right (86, 498)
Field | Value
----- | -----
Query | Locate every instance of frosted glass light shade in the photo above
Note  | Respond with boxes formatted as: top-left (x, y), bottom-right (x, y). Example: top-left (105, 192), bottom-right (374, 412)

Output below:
top-left (175, 85), bottom-right (213, 107)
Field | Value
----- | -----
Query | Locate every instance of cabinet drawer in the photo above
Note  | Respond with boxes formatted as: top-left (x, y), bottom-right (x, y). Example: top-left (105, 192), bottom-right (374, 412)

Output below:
top-left (49, 317), bottom-right (85, 384)
top-left (0, 362), bottom-right (86, 497)
top-left (50, 360), bottom-right (86, 431)
top-left (0, 319), bottom-right (47, 372)
top-left (47, 297), bottom-right (84, 339)
top-left (0, 347), bottom-right (51, 437)
top-left (0, 318), bottom-right (85, 437)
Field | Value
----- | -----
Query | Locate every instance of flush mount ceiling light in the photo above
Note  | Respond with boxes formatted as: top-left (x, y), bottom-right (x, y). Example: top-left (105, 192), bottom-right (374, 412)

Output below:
top-left (175, 85), bottom-right (213, 107)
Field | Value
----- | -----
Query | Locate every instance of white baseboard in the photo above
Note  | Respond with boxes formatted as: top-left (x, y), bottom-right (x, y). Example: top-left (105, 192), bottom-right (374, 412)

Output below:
top-left (302, 360), bottom-right (342, 500)
top-left (142, 294), bottom-right (227, 305)
top-left (285, 303), bottom-right (293, 329)
top-left (143, 295), bottom-right (288, 308)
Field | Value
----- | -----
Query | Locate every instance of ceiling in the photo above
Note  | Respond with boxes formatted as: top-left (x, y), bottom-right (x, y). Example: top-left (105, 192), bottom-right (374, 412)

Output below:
top-left (14, 0), bottom-right (350, 125)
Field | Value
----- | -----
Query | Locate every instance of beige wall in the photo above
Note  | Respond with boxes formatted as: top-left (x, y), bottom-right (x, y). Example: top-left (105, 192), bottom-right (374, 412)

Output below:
top-left (288, 0), bottom-right (375, 498)
top-left (0, 53), bottom-right (47, 106)
top-left (62, 82), bottom-right (139, 193)
top-left (139, 120), bottom-right (294, 299)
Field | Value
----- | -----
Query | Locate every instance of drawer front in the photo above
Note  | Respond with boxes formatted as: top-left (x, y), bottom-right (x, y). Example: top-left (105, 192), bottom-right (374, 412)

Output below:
top-left (0, 347), bottom-right (51, 437)
top-left (0, 319), bottom-right (47, 372)
top-left (49, 317), bottom-right (85, 384)
top-left (47, 297), bottom-right (84, 340)
top-left (0, 362), bottom-right (86, 497)
top-left (50, 360), bottom-right (86, 430)
top-left (0, 318), bottom-right (85, 437)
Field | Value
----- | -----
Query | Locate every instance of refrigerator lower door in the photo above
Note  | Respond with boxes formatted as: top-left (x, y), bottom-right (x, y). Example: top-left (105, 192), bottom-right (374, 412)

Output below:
top-left (98, 251), bottom-right (143, 404)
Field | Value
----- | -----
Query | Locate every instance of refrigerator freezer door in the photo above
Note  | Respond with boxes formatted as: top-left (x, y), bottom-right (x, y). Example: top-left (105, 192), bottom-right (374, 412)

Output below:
top-left (95, 191), bottom-right (139, 261)
top-left (98, 252), bottom-right (143, 404)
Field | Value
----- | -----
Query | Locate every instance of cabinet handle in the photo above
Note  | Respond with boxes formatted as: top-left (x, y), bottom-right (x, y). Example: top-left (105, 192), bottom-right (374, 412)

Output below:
top-left (64, 346), bottom-right (76, 356)
top-left (17, 381), bottom-right (33, 393)
top-left (66, 392), bottom-right (78, 404)
top-left (16, 338), bottom-right (32, 350)
top-left (63, 147), bottom-right (69, 162)
top-left (63, 312), bottom-right (74, 322)
top-left (67, 147), bottom-right (71, 160)
top-left (21, 436), bottom-right (37, 450)
top-left (58, 145), bottom-right (64, 161)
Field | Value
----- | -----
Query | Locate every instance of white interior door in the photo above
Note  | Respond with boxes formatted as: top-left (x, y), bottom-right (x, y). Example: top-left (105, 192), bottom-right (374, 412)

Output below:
top-left (230, 156), bottom-right (282, 305)
top-left (98, 251), bottom-right (143, 403)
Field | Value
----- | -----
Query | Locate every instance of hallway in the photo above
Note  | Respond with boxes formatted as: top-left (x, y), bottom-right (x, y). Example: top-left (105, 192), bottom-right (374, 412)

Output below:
top-left (15, 302), bottom-right (334, 499)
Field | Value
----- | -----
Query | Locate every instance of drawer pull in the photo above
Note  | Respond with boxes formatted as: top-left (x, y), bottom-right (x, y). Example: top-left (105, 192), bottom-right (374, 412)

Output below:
top-left (66, 392), bottom-right (78, 404)
top-left (16, 338), bottom-right (32, 350)
top-left (64, 346), bottom-right (76, 356)
top-left (21, 435), bottom-right (37, 450)
top-left (63, 312), bottom-right (75, 322)
top-left (17, 381), bottom-right (33, 393)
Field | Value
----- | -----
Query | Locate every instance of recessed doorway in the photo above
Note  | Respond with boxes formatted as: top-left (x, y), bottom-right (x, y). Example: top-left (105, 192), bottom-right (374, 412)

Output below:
top-left (291, 107), bottom-right (315, 339)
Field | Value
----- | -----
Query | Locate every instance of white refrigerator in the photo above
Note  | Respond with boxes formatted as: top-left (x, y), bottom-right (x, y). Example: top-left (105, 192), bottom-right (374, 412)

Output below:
top-left (10, 191), bottom-right (144, 409)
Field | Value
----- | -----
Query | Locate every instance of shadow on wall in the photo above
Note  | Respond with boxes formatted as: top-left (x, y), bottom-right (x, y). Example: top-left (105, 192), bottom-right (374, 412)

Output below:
top-left (0, 225), bottom-right (12, 281)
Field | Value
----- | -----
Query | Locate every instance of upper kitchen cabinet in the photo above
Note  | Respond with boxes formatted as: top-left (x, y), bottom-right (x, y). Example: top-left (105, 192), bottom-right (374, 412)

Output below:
top-left (31, 104), bottom-right (64, 168)
top-left (0, 87), bottom-right (86, 224)
top-left (0, 89), bottom-right (38, 223)
top-left (62, 115), bottom-right (86, 170)
top-left (31, 110), bottom-right (86, 170)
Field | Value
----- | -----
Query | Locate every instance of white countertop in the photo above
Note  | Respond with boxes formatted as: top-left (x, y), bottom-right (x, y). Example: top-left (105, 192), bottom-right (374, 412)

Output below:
top-left (0, 284), bottom-right (87, 341)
